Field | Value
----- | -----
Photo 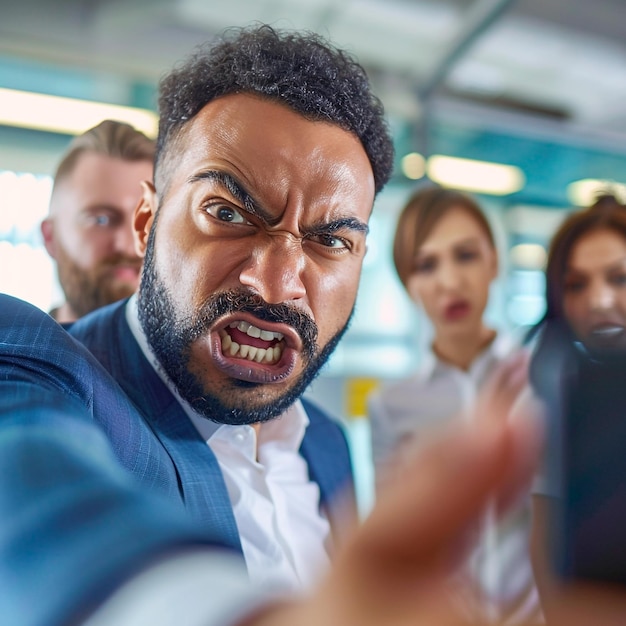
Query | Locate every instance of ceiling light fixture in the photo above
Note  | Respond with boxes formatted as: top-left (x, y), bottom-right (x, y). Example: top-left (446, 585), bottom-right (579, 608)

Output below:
top-left (0, 88), bottom-right (158, 138)
top-left (509, 243), bottom-right (547, 270)
top-left (567, 178), bottom-right (626, 207)
top-left (426, 154), bottom-right (525, 196)
top-left (401, 152), bottom-right (426, 180)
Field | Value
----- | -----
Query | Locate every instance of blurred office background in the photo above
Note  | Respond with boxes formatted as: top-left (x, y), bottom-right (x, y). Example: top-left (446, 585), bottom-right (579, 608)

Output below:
top-left (2, 0), bottom-right (625, 509)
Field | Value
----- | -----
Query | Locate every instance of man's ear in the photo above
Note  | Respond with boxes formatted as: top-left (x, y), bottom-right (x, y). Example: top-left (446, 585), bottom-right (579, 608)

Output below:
top-left (134, 181), bottom-right (158, 257)
top-left (40, 218), bottom-right (57, 259)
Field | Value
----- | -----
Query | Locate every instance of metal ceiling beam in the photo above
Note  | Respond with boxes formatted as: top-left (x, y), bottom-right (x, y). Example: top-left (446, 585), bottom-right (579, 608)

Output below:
top-left (417, 0), bottom-right (519, 101)
top-left (414, 0), bottom-right (519, 156)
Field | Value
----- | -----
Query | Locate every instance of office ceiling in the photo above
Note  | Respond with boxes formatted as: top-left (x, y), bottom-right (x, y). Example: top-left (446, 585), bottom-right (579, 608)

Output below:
top-left (1, 0), bottom-right (625, 127)
top-left (0, 0), bottom-right (625, 203)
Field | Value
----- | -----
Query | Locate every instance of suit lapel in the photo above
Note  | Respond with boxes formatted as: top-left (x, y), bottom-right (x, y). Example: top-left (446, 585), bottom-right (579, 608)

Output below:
top-left (77, 303), bottom-right (242, 553)
top-left (299, 398), bottom-right (357, 547)
top-left (72, 302), bottom-right (357, 556)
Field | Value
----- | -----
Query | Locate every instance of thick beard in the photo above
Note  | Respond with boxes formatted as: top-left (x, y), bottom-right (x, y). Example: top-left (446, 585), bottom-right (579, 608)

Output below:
top-left (55, 243), bottom-right (140, 318)
top-left (138, 225), bottom-right (353, 425)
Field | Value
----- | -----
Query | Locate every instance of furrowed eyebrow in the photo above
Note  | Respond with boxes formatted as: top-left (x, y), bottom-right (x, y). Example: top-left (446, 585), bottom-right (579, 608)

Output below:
top-left (305, 217), bottom-right (369, 237)
top-left (189, 169), bottom-right (369, 234)
top-left (188, 169), bottom-right (274, 223)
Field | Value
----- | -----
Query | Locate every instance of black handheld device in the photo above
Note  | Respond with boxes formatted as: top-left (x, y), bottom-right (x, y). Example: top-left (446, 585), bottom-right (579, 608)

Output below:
top-left (553, 344), bottom-right (626, 585)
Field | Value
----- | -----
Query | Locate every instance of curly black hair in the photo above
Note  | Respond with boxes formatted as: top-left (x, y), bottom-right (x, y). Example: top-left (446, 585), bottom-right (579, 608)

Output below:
top-left (156, 24), bottom-right (394, 194)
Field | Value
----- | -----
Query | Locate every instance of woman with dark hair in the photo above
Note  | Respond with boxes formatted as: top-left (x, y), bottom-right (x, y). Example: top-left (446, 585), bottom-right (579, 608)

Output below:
top-left (528, 194), bottom-right (626, 460)
top-left (526, 194), bottom-right (626, 617)
top-left (368, 184), bottom-right (541, 624)
top-left (533, 194), bottom-right (626, 350)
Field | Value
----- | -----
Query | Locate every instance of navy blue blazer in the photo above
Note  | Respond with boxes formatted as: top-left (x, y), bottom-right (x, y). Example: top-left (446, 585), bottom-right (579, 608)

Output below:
top-left (0, 294), bottom-right (231, 626)
top-left (67, 298), bottom-right (356, 545)
top-left (0, 294), bottom-right (354, 626)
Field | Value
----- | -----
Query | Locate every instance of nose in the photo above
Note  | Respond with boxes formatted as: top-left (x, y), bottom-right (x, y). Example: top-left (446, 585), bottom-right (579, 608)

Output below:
top-left (589, 279), bottom-right (615, 311)
top-left (238, 232), bottom-right (307, 304)
top-left (437, 260), bottom-right (462, 291)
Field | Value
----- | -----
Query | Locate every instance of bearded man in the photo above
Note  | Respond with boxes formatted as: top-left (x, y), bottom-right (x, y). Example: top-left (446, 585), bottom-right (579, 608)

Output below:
top-left (65, 24), bottom-right (393, 595)
top-left (41, 120), bottom-right (154, 322)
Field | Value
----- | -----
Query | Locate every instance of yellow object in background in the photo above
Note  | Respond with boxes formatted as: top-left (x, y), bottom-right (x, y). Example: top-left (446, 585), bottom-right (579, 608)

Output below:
top-left (345, 378), bottom-right (380, 419)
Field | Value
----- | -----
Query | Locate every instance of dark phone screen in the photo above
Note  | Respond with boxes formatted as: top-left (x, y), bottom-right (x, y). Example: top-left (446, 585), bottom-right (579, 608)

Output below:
top-left (557, 348), bottom-right (626, 584)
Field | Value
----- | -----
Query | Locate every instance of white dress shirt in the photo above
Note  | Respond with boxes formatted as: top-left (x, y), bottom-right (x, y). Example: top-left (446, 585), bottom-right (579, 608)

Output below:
top-left (125, 295), bottom-right (332, 592)
top-left (369, 333), bottom-right (518, 479)
top-left (188, 403), bottom-right (332, 592)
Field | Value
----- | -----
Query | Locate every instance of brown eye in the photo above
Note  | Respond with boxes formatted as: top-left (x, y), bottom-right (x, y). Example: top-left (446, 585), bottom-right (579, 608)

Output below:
top-left (564, 280), bottom-right (586, 293)
top-left (204, 203), bottom-right (250, 225)
top-left (610, 273), bottom-right (626, 286)
top-left (413, 258), bottom-right (436, 273)
top-left (308, 233), bottom-right (349, 250)
top-left (456, 249), bottom-right (479, 262)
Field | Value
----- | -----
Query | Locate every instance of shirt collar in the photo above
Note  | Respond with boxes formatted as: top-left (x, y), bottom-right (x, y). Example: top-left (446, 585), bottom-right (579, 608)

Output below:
top-left (423, 331), bottom-right (516, 382)
top-left (124, 295), bottom-right (308, 444)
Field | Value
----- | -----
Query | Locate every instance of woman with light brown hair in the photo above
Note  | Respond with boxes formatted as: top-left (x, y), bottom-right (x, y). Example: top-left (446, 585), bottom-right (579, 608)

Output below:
top-left (369, 184), bottom-right (541, 624)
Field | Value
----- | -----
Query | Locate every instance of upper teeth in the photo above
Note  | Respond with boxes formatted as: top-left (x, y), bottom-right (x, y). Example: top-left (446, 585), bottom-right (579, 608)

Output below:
top-left (220, 322), bottom-right (286, 365)
top-left (229, 320), bottom-right (284, 341)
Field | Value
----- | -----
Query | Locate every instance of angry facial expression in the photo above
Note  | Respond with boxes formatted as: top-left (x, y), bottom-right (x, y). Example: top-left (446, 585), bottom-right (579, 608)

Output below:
top-left (136, 94), bottom-right (375, 424)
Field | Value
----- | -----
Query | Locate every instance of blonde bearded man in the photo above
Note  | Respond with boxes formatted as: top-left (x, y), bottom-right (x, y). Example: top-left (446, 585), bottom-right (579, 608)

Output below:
top-left (41, 120), bottom-right (154, 322)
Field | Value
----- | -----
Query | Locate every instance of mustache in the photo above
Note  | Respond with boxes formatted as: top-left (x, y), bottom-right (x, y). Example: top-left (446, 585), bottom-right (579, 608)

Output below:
top-left (190, 290), bottom-right (318, 359)
top-left (99, 254), bottom-right (143, 270)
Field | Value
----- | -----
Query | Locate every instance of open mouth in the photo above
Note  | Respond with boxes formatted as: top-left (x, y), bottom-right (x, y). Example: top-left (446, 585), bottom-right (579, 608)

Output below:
top-left (210, 315), bottom-right (302, 384)
top-left (219, 320), bottom-right (285, 365)
top-left (444, 300), bottom-right (471, 321)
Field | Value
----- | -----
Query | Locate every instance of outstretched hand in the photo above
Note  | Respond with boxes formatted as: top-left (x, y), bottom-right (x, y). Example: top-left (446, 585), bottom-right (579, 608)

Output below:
top-left (246, 353), bottom-right (626, 625)
top-left (248, 392), bottom-right (542, 626)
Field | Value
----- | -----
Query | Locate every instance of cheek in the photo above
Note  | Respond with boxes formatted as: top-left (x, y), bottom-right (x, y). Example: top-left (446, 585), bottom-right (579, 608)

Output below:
top-left (151, 227), bottom-right (204, 298)
top-left (309, 267), bottom-right (359, 335)
top-left (66, 231), bottom-right (110, 265)
top-left (618, 292), bottom-right (626, 316)
top-left (406, 277), bottom-right (429, 309)
top-left (473, 268), bottom-right (494, 302)
top-left (563, 296), bottom-right (585, 329)
top-left (469, 263), bottom-right (494, 289)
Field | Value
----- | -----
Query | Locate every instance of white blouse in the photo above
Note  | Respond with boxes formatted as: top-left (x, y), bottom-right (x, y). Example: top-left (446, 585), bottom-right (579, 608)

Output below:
top-left (368, 333), bottom-right (542, 625)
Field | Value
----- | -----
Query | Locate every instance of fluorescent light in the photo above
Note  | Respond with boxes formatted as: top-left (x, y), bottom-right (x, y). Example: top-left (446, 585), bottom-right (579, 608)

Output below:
top-left (509, 243), bottom-right (547, 270)
top-left (426, 154), bottom-right (525, 195)
top-left (401, 152), bottom-right (426, 180)
top-left (0, 88), bottom-right (158, 137)
top-left (567, 178), bottom-right (626, 207)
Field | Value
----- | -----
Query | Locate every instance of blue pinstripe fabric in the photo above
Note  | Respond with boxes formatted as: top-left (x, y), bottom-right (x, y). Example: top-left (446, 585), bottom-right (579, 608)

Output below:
top-left (0, 294), bottom-right (233, 626)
